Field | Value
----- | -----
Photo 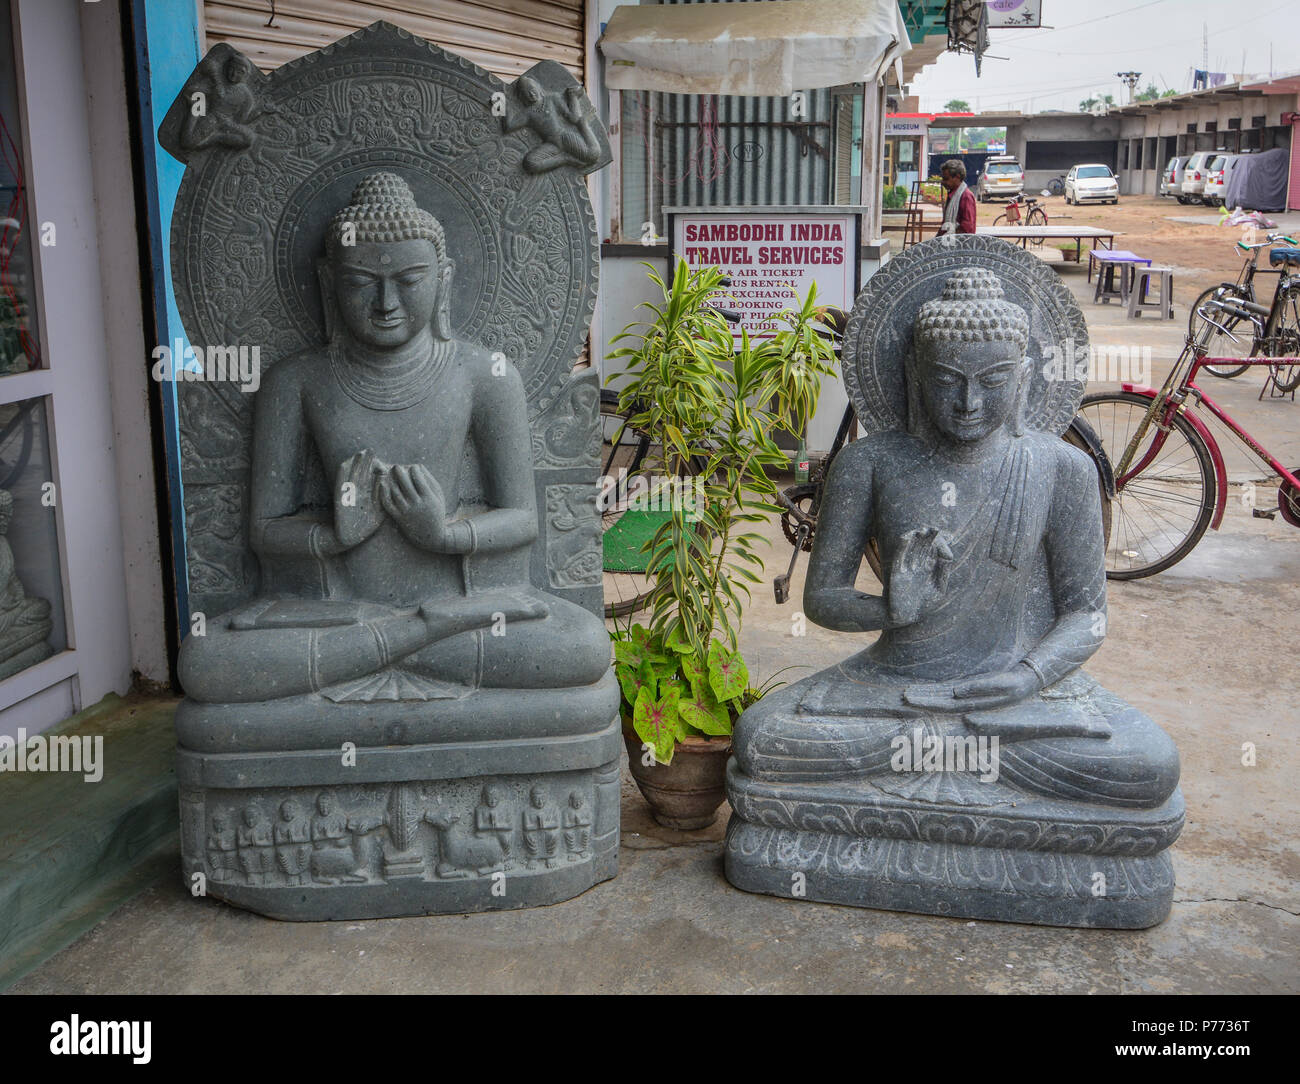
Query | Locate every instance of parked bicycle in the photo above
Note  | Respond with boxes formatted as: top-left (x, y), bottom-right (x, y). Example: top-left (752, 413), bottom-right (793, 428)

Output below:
top-left (993, 194), bottom-right (1048, 247)
top-left (1078, 301), bottom-right (1300, 579)
top-left (1044, 175), bottom-right (1066, 197)
top-left (1187, 233), bottom-right (1300, 384)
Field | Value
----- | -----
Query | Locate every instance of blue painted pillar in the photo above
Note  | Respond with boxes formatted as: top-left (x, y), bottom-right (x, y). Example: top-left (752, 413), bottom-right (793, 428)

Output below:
top-left (129, 0), bottom-right (202, 629)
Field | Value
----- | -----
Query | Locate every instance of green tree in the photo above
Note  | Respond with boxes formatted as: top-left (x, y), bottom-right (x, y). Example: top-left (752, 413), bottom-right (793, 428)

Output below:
top-left (1134, 83), bottom-right (1161, 102)
top-left (1079, 96), bottom-right (1099, 111)
top-left (943, 98), bottom-right (970, 112)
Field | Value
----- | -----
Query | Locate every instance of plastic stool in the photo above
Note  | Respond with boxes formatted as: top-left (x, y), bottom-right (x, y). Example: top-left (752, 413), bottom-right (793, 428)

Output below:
top-left (1128, 266), bottom-right (1174, 319)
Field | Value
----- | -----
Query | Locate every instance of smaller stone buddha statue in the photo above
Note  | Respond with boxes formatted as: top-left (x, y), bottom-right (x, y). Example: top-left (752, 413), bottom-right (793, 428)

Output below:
top-left (177, 172), bottom-right (609, 705)
top-left (0, 488), bottom-right (54, 677)
top-left (725, 265), bottom-right (1184, 927)
top-left (734, 268), bottom-right (1178, 803)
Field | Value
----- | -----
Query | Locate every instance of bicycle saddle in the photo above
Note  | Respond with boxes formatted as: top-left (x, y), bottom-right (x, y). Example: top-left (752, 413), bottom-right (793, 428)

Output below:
top-left (1268, 247), bottom-right (1300, 266)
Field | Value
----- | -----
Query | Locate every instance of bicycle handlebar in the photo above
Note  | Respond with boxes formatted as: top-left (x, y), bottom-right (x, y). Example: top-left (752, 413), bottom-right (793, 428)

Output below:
top-left (1235, 233), bottom-right (1299, 251)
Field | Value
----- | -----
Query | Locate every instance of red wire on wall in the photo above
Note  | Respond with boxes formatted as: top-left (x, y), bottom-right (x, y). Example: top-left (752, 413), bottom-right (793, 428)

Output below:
top-left (0, 108), bottom-right (40, 370)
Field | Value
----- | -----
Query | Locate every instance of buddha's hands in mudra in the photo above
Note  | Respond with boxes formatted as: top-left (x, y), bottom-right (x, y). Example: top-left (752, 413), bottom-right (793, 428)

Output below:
top-left (334, 450), bottom-right (385, 548)
top-left (380, 463), bottom-right (450, 552)
top-left (904, 664), bottom-right (1043, 713)
top-left (887, 527), bottom-right (954, 628)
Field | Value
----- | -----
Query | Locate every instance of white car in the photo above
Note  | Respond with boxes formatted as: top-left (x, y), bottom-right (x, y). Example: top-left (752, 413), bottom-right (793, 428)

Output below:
top-left (1180, 151), bottom-right (1216, 202)
top-left (1064, 163), bottom-right (1119, 205)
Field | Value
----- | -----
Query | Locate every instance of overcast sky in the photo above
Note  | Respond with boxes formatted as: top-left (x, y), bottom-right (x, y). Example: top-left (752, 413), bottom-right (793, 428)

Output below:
top-left (911, 0), bottom-right (1300, 114)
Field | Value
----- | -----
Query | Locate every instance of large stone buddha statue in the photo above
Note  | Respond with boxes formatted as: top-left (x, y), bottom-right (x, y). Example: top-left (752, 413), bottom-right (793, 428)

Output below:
top-left (160, 25), bottom-right (619, 920)
top-left (725, 254), bottom-right (1184, 928)
top-left (178, 173), bottom-right (607, 703)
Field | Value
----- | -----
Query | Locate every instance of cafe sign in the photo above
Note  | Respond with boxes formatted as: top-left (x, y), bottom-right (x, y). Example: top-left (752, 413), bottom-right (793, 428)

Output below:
top-left (985, 0), bottom-right (1042, 28)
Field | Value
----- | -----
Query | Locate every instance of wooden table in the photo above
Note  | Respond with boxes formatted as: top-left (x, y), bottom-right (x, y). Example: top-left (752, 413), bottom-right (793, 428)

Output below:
top-left (976, 225), bottom-right (1120, 262)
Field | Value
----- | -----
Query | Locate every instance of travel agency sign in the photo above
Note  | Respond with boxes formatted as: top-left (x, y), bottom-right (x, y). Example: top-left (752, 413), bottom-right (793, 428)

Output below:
top-left (670, 209), bottom-right (859, 343)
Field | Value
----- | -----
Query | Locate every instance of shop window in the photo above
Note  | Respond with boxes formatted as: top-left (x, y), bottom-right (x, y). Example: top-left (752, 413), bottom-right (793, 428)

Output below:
top-left (0, 395), bottom-right (67, 667)
top-left (0, 2), bottom-right (39, 376)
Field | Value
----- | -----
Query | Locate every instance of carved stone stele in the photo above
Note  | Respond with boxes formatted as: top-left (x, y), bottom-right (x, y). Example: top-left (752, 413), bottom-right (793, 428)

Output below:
top-left (160, 23), bottom-right (618, 919)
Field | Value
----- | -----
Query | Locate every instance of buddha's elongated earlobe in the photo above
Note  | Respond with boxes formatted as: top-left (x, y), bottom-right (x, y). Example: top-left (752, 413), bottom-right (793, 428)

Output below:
top-left (904, 345), bottom-right (924, 436)
top-left (433, 259), bottom-right (455, 340)
top-left (317, 258), bottom-right (337, 342)
top-left (1013, 356), bottom-right (1033, 436)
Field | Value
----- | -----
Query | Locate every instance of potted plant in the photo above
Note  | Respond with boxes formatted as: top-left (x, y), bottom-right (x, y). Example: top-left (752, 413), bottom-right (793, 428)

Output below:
top-left (606, 259), bottom-right (836, 828)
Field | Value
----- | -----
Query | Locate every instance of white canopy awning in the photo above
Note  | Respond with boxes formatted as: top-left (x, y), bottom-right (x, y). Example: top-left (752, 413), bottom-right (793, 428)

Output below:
top-left (598, 0), bottom-right (911, 97)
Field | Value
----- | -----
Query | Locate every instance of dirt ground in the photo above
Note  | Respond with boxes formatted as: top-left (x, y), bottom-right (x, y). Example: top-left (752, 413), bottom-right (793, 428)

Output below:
top-left (977, 191), bottom-right (1300, 302)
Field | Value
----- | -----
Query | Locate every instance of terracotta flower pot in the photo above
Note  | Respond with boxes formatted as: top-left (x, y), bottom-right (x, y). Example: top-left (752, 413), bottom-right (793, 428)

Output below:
top-left (623, 726), bottom-right (732, 829)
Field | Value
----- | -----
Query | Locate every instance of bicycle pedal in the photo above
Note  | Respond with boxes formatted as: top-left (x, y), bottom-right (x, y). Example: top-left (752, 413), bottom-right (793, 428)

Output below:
top-left (1252, 508), bottom-right (1277, 520)
top-left (773, 576), bottom-right (791, 604)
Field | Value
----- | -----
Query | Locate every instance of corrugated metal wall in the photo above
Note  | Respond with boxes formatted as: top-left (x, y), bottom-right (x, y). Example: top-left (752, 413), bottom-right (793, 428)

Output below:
top-left (202, 0), bottom-right (584, 80)
top-left (652, 89), bottom-right (834, 212)
top-left (650, 0), bottom-right (832, 213)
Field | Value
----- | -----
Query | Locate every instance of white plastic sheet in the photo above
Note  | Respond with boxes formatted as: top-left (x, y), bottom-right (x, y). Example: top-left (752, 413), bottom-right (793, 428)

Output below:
top-left (598, 0), bottom-right (911, 96)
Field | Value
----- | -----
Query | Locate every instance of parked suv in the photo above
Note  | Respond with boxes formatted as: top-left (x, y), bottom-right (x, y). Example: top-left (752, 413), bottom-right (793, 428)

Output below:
top-left (1064, 163), bottom-right (1119, 205)
top-left (1202, 154), bottom-right (1231, 205)
top-left (1160, 155), bottom-right (1189, 199)
top-left (977, 155), bottom-right (1024, 202)
top-left (1181, 150), bottom-right (1216, 203)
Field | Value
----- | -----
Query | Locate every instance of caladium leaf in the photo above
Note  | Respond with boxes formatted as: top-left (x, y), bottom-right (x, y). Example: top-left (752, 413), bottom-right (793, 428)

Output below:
top-left (613, 638), bottom-right (648, 671)
top-left (616, 659), bottom-right (657, 707)
top-left (708, 641), bottom-right (749, 701)
top-left (681, 650), bottom-right (708, 691)
top-left (679, 681), bottom-right (732, 736)
top-left (633, 685), bottom-right (682, 765)
top-left (664, 625), bottom-right (694, 655)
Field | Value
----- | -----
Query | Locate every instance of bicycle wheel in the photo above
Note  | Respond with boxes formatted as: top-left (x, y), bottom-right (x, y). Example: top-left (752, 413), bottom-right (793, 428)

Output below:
top-left (1188, 284), bottom-right (1252, 378)
top-left (600, 389), bottom-right (655, 617)
top-left (1025, 207), bottom-right (1047, 247)
top-left (1279, 470), bottom-right (1300, 528)
top-left (1047, 177), bottom-right (1065, 197)
top-left (992, 213), bottom-right (1009, 227)
top-left (1062, 419), bottom-right (1113, 551)
top-left (1078, 391), bottom-right (1216, 579)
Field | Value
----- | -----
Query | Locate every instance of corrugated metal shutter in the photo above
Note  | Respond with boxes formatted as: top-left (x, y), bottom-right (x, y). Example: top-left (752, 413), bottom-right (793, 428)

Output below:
top-left (202, 0), bottom-right (584, 81)
top-left (834, 98), bottom-right (853, 203)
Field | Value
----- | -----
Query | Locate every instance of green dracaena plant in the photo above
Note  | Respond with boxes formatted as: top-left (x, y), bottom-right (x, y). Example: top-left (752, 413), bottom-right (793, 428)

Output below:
top-left (606, 259), bottom-right (835, 761)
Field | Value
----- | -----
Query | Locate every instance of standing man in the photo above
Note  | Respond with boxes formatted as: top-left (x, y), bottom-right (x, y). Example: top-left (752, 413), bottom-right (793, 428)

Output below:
top-left (939, 159), bottom-right (977, 235)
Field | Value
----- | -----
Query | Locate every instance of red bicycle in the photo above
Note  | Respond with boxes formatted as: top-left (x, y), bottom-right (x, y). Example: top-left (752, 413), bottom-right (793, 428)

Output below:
top-left (1078, 296), bottom-right (1300, 578)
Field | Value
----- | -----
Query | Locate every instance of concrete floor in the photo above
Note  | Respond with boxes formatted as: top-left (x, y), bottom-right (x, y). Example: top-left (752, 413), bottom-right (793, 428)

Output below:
top-left (10, 254), bottom-right (1299, 996)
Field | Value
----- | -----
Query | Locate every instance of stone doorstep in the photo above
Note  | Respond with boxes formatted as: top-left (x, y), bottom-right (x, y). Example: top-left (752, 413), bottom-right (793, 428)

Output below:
top-left (0, 693), bottom-right (180, 990)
